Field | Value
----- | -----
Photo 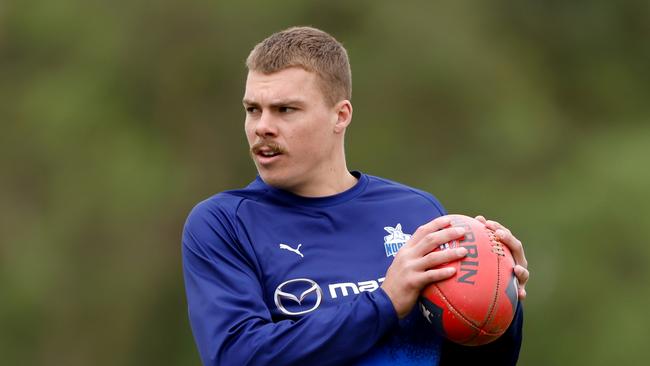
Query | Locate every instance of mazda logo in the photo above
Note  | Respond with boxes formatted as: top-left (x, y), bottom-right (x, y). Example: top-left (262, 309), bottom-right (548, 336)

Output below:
top-left (274, 278), bottom-right (323, 316)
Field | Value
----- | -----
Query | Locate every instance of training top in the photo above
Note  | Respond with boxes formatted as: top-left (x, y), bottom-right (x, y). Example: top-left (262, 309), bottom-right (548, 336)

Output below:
top-left (182, 171), bottom-right (523, 366)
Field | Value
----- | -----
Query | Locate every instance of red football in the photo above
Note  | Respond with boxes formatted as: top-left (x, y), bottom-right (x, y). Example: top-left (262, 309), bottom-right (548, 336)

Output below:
top-left (419, 214), bottom-right (519, 346)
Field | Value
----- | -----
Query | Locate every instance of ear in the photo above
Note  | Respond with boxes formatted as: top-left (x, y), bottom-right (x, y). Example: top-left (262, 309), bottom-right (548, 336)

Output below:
top-left (333, 100), bottom-right (352, 134)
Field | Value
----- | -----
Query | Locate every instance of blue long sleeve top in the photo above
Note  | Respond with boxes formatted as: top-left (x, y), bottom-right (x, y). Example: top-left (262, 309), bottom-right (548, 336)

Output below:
top-left (182, 172), bottom-right (523, 365)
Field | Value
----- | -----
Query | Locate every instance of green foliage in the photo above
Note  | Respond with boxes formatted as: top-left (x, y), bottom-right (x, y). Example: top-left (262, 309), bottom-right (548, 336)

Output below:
top-left (2, 0), bottom-right (649, 365)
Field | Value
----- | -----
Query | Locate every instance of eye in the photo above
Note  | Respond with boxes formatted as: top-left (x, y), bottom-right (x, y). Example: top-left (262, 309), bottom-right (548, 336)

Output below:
top-left (278, 106), bottom-right (295, 113)
top-left (245, 106), bottom-right (259, 114)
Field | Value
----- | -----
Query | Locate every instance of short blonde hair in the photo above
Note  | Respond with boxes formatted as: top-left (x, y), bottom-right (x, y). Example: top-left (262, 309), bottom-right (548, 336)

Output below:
top-left (246, 26), bottom-right (352, 106)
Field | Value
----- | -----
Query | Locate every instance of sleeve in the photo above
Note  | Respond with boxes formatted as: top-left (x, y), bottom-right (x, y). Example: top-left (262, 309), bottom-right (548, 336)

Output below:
top-left (439, 302), bottom-right (524, 365)
top-left (181, 199), bottom-right (399, 366)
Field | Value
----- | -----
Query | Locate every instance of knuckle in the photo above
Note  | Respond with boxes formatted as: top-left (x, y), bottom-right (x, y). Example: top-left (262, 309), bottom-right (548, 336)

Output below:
top-left (425, 232), bottom-right (437, 242)
top-left (445, 227), bottom-right (463, 240)
top-left (423, 251), bottom-right (436, 262)
top-left (404, 260), bottom-right (417, 271)
top-left (440, 248), bottom-right (455, 259)
top-left (414, 225), bottom-right (432, 238)
top-left (423, 251), bottom-right (441, 266)
top-left (517, 271), bottom-right (529, 282)
top-left (517, 272), bottom-right (529, 284)
top-left (424, 270), bottom-right (439, 282)
top-left (437, 252), bottom-right (451, 264)
top-left (435, 215), bottom-right (451, 225)
top-left (515, 242), bottom-right (524, 253)
top-left (439, 227), bottom-right (453, 236)
top-left (407, 276), bottom-right (421, 290)
top-left (428, 271), bottom-right (441, 282)
top-left (429, 268), bottom-right (452, 282)
top-left (491, 221), bottom-right (504, 230)
top-left (421, 252), bottom-right (438, 268)
top-left (437, 251), bottom-right (454, 264)
top-left (439, 227), bottom-right (455, 239)
top-left (392, 250), bottom-right (404, 260)
top-left (507, 238), bottom-right (522, 251)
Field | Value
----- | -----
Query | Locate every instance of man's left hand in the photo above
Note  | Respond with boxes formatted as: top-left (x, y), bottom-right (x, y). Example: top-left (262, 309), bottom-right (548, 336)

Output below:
top-left (475, 215), bottom-right (529, 300)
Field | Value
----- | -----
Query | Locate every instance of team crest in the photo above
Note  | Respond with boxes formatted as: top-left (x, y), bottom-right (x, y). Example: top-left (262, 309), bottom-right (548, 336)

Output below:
top-left (384, 224), bottom-right (412, 257)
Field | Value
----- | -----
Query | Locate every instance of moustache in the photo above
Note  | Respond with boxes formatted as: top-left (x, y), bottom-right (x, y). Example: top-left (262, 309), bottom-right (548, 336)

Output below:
top-left (251, 141), bottom-right (287, 155)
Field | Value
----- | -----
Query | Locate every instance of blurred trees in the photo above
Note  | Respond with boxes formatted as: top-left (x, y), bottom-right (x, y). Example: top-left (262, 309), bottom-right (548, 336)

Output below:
top-left (1, 1), bottom-right (649, 365)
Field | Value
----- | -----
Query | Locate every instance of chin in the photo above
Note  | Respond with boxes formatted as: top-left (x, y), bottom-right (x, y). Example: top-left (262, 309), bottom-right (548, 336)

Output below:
top-left (258, 169), bottom-right (294, 190)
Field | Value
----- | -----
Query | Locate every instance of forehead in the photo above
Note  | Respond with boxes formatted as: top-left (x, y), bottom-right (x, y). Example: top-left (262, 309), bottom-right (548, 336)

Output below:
top-left (244, 67), bottom-right (325, 104)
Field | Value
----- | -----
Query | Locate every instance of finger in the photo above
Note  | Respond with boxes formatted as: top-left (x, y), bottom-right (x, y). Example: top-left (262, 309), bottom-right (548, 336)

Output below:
top-left (414, 226), bottom-right (466, 256)
top-left (496, 229), bottom-right (528, 268)
top-left (485, 220), bottom-right (507, 233)
top-left (518, 287), bottom-right (527, 300)
top-left (417, 246), bottom-right (468, 270)
top-left (514, 265), bottom-right (529, 286)
top-left (410, 216), bottom-right (452, 244)
top-left (420, 266), bottom-right (456, 286)
top-left (475, 215), bottom-right (487, 224)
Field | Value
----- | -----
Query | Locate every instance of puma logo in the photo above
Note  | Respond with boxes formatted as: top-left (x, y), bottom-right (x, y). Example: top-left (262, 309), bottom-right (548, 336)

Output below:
top-left (279, 243), bottom-right (304, 258)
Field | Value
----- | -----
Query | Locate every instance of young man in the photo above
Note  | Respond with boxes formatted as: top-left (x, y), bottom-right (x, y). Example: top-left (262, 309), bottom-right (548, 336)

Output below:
top-left (182, 26), bottom-right (529, 365)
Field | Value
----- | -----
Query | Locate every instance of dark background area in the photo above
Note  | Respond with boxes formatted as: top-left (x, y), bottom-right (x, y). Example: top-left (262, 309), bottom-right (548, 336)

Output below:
top-left (2, 1), bottom-right (649, 365)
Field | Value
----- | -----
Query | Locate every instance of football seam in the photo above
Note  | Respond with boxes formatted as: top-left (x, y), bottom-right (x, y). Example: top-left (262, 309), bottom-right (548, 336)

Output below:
top-left (476, 233), bottom-right (503, 341)
top-left (464, 230), bottom-right (503, 344)
top-left (433, 284), bottom-right (505, 342)
top-left (483, 232), bottom-right (501, 328)
top-left (433, 284), bottom-right (481, 330)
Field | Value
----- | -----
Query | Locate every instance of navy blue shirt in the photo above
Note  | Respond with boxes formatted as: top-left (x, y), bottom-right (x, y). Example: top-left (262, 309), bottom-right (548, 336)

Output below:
top-left (182, 172), bottom-right (522, 365)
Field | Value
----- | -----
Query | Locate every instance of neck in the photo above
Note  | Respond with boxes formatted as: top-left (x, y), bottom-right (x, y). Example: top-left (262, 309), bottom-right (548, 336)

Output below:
top-left (290, 164), bottom-right (358, 197)
top-left (289, 143), bottom-right (357, 197)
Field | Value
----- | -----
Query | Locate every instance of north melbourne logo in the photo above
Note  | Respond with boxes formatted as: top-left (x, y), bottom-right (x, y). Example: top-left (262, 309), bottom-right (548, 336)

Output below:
top-left (384, 224), bottom-right (412, 257)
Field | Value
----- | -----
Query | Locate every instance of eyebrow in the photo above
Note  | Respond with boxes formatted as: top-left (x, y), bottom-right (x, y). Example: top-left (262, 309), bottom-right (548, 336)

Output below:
top-left (242, 98), bottom-right (256, 106)
top-left (242, 99), bottom-right (306, 107)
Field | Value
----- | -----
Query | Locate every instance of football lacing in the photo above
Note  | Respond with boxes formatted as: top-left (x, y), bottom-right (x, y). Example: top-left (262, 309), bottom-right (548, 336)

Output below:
top-left (487, 230), bottom-right (506, 257)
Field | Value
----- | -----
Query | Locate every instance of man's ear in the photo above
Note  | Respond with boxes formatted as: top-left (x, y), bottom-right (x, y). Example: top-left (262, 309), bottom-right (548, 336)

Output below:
top-left (333, 100), bottom-right (353, 134)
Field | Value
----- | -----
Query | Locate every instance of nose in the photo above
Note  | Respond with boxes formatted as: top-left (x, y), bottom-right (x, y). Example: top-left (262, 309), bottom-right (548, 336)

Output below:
top-left (255, 110), bottom-right (278, 138)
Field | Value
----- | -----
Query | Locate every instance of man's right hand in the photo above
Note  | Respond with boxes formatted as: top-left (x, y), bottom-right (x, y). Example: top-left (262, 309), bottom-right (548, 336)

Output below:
top-left (381, 216), bottom-right (468, 319)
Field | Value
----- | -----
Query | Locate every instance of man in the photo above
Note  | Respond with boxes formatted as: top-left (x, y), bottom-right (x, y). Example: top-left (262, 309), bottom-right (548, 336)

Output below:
top-left (182, 26), bottom-right (529, 365)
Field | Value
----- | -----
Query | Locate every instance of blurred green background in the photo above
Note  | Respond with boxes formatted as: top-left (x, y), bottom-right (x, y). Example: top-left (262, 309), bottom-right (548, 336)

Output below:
top-left (2, 0), bottom-right (649, 365)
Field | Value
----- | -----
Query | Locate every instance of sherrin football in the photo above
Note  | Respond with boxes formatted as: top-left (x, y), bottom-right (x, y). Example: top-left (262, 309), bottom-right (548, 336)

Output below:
top-left (419, 214), bottom-right (519, 346)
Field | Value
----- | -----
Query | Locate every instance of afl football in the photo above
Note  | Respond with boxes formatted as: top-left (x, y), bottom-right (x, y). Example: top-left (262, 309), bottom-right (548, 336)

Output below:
top-left (419, 214), bottom-right (519, 346)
